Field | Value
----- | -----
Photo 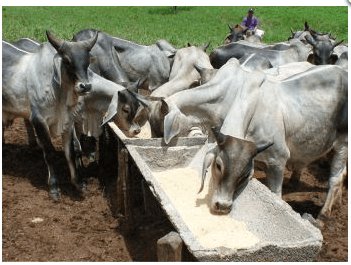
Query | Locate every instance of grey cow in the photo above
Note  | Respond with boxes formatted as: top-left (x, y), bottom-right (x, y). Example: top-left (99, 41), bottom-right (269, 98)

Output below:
top-left (73, 29), bottom-right (176, 91)
top-left (305, 33), bottom-right (343, 65)
top-left (3, 31), bottom-right (98, 200)
top-left (210, 39), bottom-right (310, 69)
top-left (200, 63), bottom-right (347, 228)
top-left (158, 59), bottom-right (315, 144)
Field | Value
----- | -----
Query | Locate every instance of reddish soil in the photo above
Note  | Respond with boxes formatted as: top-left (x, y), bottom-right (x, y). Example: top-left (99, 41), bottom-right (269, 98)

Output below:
top-left (2, 119), bottom-right (348, 261)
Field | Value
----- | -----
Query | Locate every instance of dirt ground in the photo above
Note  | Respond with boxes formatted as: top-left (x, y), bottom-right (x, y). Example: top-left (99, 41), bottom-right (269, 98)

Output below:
top-left (2, 119), bottom-right (348, 261)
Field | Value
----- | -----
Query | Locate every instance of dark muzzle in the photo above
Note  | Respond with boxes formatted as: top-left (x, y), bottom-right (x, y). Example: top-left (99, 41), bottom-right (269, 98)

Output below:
top-left (77, 83), bottom-right (92, 94)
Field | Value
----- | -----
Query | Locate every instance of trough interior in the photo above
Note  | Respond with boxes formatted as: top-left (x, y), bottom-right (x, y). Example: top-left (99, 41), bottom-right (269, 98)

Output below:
top-left (129, 142), bottom-right (322, 256)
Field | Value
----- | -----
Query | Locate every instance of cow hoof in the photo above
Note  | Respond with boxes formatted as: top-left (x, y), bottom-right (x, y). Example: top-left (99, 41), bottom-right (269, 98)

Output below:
top-left (49, 190), bottom-right (61, 202)
top-left (302, 213), bottom-right (323, 229)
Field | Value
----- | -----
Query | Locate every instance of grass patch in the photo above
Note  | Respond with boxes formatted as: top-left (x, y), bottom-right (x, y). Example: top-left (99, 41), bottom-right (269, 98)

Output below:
top-left (2, 6), bottom-right (347, 51)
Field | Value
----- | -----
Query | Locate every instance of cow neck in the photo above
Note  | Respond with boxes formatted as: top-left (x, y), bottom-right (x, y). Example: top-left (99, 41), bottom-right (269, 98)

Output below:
top-left (220, 72), bottom-right (265, 139)
top-left (152, 77), bottom-right (193, 98)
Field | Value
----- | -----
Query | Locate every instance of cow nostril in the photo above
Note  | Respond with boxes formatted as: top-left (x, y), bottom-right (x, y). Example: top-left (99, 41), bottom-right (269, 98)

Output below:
top-left (85, 84), bottom-right (92, 90)
top-left (134, 128), bottom-right (141, 135)
top-left (79, 83), bottom-right (92, 92)
top-left (215, 202), bottom-right (220, 210)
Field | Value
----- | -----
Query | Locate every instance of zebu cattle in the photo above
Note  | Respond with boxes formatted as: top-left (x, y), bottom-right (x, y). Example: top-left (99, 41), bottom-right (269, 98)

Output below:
top-left (3, 31), bottom-right (98, 200)
top-left (72, 73), bottom-right (158, 164)
top-left (224, 24), bottom-right (262, 44)
top-left (134, 44), bottom-right (212, 137)
top-left (156, 59), bottom-right (315, 144)
top-left (305, 33), bottom-right (343, 65)
top-left (73, 29), bottom-right (176, 91)
top-left (200, 64), bottom-right (347, 228)
top-left (288, 21), bottom-right (336, 44)
top-left (210, 39), bottom-right (310, 69)
top-left (73, 29), bottom-right (130, 85)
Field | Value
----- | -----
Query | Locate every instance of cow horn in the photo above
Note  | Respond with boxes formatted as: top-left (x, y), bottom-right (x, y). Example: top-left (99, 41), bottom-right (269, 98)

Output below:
top-left (82, 31), bottom-right (99, 51)
top-left (46, 30), bottom-right (64, 51)
top-left (290, 28), bottom-right (295, 35)
top-left (194, 63), bottom-right (205, 75)
top-left (198, 147), bottom-right (216, 193)
top-left (228, 24), bottom-right (233, 32)
top-left (256, 141), bottom-right (274, 154)
top-left (202, 42), bottom-right (210, 52)
top-left (333, 39), bottom-right (344, 48)
top-left (304, 21), bottom-right (309, 31)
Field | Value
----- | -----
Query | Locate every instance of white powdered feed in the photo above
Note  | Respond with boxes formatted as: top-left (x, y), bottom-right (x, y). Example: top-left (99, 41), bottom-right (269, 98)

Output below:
top-left (153, 167), bottom-right (259, 249)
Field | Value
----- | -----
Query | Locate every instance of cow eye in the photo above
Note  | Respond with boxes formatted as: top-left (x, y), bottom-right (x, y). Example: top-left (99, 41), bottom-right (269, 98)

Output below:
top-left (216, 162), bottom-right (221, 172)
top-left (62, 55), bottom-right (71, 65)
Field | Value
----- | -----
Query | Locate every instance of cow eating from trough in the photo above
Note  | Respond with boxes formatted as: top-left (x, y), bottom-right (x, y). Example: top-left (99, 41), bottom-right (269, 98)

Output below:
top-left (198, 63), bottom-right (347, 228)
top-left (3, 31), bottom-right (99, 200)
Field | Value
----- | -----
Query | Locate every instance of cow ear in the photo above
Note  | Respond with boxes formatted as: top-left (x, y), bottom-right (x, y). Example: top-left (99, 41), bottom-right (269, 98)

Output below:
top-left (307, 53), bottom-right (314, 64)
top-left (160, 99), bottom-right (169, 116)
top-left (329, 54), bottom-right (338, 64)
top-left (101, 91), bottom-right (119, 126)
top-left (187, 42), bottom-right (192, 47)
top-left (46, 30), bottom-right (64, 51)
top-left (163, 108), bottom-right (182, 144)
top-left (305, 35), bottom-right (316, 47)
top-left (333, 39), bottom-right (344, 49)
top-left (53, 54), bottom-right (62, 86)
top-left (304, 21), bottom-right (309, 31)
top-left (199, 146), bottom-right (216, 193)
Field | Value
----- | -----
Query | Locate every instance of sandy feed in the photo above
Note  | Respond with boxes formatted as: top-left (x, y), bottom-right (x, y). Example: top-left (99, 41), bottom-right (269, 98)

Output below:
top-left (153, 167), bottom-right (259, 249)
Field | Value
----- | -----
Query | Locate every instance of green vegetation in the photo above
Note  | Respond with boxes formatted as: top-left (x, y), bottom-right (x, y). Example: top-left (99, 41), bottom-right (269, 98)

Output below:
top-left (2, 6), bottom-right (348, 51)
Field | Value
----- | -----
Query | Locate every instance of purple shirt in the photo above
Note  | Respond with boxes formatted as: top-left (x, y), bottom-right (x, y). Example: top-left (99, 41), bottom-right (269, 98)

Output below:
top-left (241, 16), bottom-right (258, 30)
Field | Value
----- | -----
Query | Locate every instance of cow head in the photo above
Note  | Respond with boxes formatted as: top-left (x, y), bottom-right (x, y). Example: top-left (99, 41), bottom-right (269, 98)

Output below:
top-left (47, 30), bottom-right (98, 95)
top-left (199, 127), bottom-right (273, 214)
top-left (224, 24), bottom-right (246, 44)
top-left (101, 89), bottom-right (146, 137)
top-left (305, 34), bottom-right (343, 65)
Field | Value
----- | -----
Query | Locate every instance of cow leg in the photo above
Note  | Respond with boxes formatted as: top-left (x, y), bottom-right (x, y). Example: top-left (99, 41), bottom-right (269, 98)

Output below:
top-left (266, 164), bottom-right (286, 197)
top-left (24, 118), bottom-right (37, 147)
top-left (287, 168), bottom-right (303, 188)
top-left (62, 127), bottom-right (86, 194)
top-left (30, 113), bottom-right (60, 201)
top-left (317, 136), bottom-right (347, 226)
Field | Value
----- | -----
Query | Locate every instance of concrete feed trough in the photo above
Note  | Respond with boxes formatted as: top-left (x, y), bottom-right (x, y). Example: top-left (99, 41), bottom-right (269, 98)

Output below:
top-left (108, 123), bottom-right (323, 261)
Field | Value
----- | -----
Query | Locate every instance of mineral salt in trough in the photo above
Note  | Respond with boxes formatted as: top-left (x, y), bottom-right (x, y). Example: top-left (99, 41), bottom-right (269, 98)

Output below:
top-left (108, 122), bottom-right (323, 261)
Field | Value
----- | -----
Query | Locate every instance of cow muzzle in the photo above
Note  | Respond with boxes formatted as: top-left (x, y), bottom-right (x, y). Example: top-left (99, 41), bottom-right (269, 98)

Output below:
top-left (76, 82), bottom-right (92, 95)
top-left (211, 198), bottom-right (232, 215)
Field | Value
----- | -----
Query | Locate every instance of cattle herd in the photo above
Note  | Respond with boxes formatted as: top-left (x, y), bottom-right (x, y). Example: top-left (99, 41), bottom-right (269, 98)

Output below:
top-left (2, 21), bottom-right (348, 230)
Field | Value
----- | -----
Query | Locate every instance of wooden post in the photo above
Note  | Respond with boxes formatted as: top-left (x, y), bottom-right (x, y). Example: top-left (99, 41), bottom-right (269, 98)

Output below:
top-left (157, 231), bottom-right (183, 261)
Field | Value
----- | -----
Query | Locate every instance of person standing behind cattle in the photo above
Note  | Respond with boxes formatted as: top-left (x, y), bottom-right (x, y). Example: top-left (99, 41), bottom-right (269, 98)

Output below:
top-left (241, 8), bottom-right (259, 36)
